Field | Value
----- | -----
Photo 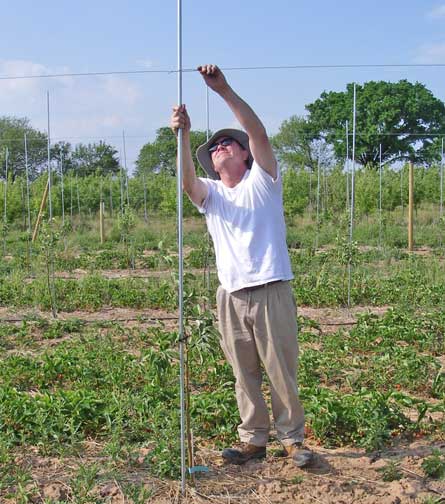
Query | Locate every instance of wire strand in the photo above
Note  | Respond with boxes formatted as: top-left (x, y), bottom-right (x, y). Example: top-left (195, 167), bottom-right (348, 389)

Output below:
top-left (1, 63), bottom-right (445, 81)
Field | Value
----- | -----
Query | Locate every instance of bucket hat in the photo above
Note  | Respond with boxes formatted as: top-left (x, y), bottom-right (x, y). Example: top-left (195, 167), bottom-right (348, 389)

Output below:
top-left (196, 128), bottom-right (253, 180)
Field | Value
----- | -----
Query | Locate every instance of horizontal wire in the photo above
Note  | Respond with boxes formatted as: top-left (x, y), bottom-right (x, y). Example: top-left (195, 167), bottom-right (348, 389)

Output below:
top-left (0, 63), bottom-right (445, 81)
top-left (1, 132), bottom-right (445, 145)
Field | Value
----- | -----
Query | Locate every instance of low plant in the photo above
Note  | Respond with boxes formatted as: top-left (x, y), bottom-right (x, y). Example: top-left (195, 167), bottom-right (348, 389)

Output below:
top-left (422, 449), bottom-right (445, 479)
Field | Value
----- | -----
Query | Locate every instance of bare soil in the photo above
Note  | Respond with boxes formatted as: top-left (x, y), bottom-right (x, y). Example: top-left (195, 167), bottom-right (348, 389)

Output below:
top-left (5, 439), bottom-right (445, 503)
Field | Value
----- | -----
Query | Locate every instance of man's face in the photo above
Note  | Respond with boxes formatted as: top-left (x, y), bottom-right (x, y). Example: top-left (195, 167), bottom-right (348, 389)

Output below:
top-left (209, 137), bottom-right (248, 172)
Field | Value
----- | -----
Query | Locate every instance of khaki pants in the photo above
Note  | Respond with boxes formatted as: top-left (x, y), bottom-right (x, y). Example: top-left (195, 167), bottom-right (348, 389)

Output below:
top-left (216, 281), bottom-right (305, 447)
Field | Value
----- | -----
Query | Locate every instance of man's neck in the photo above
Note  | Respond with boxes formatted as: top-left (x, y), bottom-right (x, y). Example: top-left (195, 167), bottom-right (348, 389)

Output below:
top-left (219, 166), bottom-right (248, 188)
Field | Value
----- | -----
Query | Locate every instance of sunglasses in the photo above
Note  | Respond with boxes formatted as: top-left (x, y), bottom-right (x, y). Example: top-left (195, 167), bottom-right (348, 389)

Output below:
top-left (208, 138), bottom-right (235, 154)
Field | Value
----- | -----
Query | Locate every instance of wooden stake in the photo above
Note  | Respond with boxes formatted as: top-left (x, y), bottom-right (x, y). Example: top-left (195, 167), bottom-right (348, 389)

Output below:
top-left (32, 178), bottom-right (49, 243)
top-left (408, 160), bottom-right (414, 252)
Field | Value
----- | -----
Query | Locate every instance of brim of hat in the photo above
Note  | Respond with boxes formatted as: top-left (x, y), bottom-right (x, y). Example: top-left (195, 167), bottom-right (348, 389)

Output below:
top-left (196, 128), bottom-right (254, 180)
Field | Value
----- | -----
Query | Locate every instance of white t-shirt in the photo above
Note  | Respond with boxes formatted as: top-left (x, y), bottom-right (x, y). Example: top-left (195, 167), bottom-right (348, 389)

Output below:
top-left (196, 161), bottom-right (293, 293)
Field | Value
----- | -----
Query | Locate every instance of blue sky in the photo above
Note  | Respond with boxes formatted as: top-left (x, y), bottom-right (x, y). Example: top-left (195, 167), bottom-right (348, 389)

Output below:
top-left (1, 1), bottom-right (444, 171)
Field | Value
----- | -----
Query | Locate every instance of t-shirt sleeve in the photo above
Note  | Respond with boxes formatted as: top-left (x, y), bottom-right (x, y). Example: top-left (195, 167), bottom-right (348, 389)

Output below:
top-left (192, 177), bottom-right (214, 214)
top-left (250, 160), bottom-right (282, 192)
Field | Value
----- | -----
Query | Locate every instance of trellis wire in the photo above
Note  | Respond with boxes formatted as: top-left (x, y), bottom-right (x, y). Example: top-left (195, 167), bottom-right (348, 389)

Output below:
top-left (2, 62), bottom-right (445, 82)
top-left (176, 0), bottom-right (186, 493)
top-left (347, 83), bottom-right (356, 308)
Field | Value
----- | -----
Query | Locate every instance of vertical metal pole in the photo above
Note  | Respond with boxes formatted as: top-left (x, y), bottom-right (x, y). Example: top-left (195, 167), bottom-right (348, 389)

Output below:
top-left (24, 134), bottom-right (31, 234)
top-left (440, 137), bottom-right (444, 219)
top-left (345, 120), bottom-right (349, 212)
top-left (206, 86), bottom-right (210, 142)
top-left (47, 92), bottom-right (53, 220)
top-left (347, 84), bottom-right (357, 307)
top-left (400, 166), bottom-right (404, 217)
top-left (70, 176), bottom-right (74, 219)
top-left (109, 176), bottom-right (113, 218)
top-left (408, 160), bottom-right (414, 252)
top-left (205, 85), bottom-right (211, 293)
top-left (143, 173), bottom-right (148, 222)
top-left (3, 148), bottom-right (8, 256)
top-left (122, 131), bottom-right (130, 206)
top-left (177, 0), bottom-right (186, 494)
top-left (379, 144), bottom-right (382, 249)
top-left (119, 160), bottom-right (124, 216)
top-left (316, 146), bottom-right (321, 249)
top-left (60, 152), bottom-right (65, 226)
top-left (3, 148), bottom-right (8, 223)
top-left (76, 173), bottom-right (81, 216)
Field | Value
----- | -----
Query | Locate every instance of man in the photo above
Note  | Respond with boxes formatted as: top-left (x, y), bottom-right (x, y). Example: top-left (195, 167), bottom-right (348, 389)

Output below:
top-left (171, 64), bottom-right (312, 467)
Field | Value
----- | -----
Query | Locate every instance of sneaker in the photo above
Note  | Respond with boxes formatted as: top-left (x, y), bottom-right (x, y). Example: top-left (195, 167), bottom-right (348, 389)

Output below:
top-left (285, 443), bottom-right (314, 467)
top-left (222, 443), bottom-right (266, 465)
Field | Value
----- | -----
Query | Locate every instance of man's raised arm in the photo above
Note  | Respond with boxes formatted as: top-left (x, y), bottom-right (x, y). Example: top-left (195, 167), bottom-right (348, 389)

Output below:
top-left (198, 64), bottom-right (277, 179)
top-left (171, 104), bottom-right (208, 207)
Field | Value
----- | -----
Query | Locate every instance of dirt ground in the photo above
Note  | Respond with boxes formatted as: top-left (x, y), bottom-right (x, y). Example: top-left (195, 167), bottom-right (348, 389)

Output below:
top-left (6, 438), bottom-right (445, 503)
top-left (0, 304), bottom-right (390, 331)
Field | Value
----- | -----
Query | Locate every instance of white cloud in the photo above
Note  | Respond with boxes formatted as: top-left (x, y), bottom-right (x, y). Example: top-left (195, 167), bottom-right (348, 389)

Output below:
top-left (414, 42), bottom-right (445, 63)
top-left (427, 5), bottom-right (445, 19)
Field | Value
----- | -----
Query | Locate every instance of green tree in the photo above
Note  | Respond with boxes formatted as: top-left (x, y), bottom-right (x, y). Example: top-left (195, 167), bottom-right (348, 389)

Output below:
top-left (306, 80), bottom-right (445, 166)
top-left (0, 116), bottom-right (47, 181)
top-left (136, 127), bottom-right (208, 177)
top-left (71, 141), bottom-right (120, 176)
top-left (51, 141), bottom-right (74, 173)
top-left (271, 116), bottom-right (320, 172)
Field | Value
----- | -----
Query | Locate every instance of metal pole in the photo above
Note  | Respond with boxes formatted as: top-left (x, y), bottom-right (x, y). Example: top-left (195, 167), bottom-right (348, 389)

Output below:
top-left (440, 137), bottom-right (444, 219)
top-left (47, 92), bottom-right (53, 220)
top-left (143, 173), bottom-right (148, 222)
top-left (76, 173), bottom-right (81, 216)
top-left (122, 131), bottom-right (130, 206)
top-left (345, 120), bottom-right (349, 212)
top-left (205, 85), bottom-right (211, 293)
top-left (109, 176), bottom-right (113, 218)
top-left (206, 86), bottom-right (210, 142)
top-left (379, 143), bottom-right (382, 248)
top-left (316, 146), bottom-right (320, 249)
top-left (47, 91), bottom-right (57, 318)
top-left (24, 134), bottom-right (31, 234)
top-left (70, 176), bottom-right (74, 219)
top-left (60, 151), bottom-right (65, 226)
top-left (3, 148), bottom-right (8, 256)
top-left (3, 148), bottom-right (8, 222)
top-left (177, 0), bottom-right (186, 494)
top-left (408, 160), bottom-right (414, 252)
top-left (119, 160), bottom-right (124, 216)
top-left (347, 84), bottom-right (356, 307)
